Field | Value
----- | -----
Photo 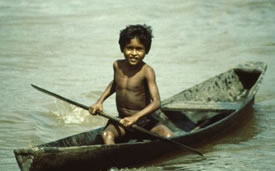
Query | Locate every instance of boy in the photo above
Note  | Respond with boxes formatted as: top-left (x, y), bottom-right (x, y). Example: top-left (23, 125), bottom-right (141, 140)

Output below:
top-left (90, 24), bottom-right (173, 144)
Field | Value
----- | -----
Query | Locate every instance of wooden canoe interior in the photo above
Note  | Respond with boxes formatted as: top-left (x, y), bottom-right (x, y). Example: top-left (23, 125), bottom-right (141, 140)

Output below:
top-left (161, 67), bottom-right (261, 133)
top-left (162, 68), bottom-right (261, 104)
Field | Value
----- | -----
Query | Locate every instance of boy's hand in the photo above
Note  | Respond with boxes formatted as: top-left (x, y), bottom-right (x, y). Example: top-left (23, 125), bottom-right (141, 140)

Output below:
top-left (120, 115), bottom-right (139, 127)
top-left (89, 103), bottom-right (103, 115)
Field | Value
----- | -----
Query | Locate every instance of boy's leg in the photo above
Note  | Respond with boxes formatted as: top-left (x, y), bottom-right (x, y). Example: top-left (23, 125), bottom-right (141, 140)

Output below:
top-left (150, 124), bottom-right (173, 138)
top-left (101, 123), bottom-right (126, 145)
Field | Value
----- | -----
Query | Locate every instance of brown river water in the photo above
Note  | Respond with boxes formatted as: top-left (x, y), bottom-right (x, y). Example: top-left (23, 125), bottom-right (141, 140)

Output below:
top-left (0, 0), bottom-right (275, 170)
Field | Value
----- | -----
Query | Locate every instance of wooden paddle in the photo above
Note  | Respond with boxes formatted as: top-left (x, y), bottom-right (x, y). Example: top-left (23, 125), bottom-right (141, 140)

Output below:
top-left (31, 84), bottom-right (204, 157)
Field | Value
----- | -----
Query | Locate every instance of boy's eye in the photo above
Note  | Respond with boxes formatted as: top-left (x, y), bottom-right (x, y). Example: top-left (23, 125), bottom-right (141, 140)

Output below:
top-left (136, 47), bottom-right (144, 51)
top-left (125, 46), bottom-right (144, 52)
top-left (126, 46), bottom-right (133, 50)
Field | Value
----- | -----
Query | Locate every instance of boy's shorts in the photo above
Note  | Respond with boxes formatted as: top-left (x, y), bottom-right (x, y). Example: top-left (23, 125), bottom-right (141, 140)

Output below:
top-left (105, 114), bottom-right (161, 132)
top-left (103, 112), bottom-right (164, 141)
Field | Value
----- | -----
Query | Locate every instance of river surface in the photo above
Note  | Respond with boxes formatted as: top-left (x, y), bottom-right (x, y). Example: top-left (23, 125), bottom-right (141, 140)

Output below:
top-left (1, 0), bottom-right (275, 170)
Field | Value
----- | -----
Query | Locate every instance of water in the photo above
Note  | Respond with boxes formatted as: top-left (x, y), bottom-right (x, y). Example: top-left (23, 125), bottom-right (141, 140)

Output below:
top-left (1, 0), bottom-right (275, 170)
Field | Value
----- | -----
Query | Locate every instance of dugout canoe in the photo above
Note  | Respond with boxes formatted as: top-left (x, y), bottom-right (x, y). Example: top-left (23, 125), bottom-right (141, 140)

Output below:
top-left (14, 61), bottom-right (267, 171)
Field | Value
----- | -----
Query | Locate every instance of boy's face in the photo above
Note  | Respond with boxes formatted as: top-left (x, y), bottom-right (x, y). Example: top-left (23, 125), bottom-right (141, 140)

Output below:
top-left (123, 37), bottom-right (146, 66)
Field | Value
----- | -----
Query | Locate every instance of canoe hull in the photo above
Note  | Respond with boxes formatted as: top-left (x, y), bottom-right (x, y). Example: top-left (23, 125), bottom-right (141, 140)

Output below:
top-left (14, 98), bottom-right (255, 171)
top-left (15, 137), bottom-right (179, 171)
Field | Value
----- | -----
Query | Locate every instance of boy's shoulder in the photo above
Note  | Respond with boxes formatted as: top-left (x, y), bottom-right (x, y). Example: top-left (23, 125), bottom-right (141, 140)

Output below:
top-left (143, 64), bottom-right (156, 76)
top-left (114, 59), bottom-right (124, 65)
top-left (143, 63), bottom-right (153, 72)
top-left (113, 59), bottom-right (123, 69)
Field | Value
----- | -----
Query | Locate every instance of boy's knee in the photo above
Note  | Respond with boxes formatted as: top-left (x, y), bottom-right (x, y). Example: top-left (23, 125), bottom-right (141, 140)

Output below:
top-left (165, 132), bottom-right (173, 138)
top-left (101, 131), bottom-right (114, 140)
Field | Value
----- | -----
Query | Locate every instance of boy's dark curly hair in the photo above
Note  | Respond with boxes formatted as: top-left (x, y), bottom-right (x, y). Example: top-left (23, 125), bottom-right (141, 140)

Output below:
top-left (119, 24), bottom-right (153, 54)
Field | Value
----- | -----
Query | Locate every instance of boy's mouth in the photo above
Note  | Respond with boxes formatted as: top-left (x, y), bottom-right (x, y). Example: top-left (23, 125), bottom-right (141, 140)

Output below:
top-left (129, 57), bottom-right (137, 62)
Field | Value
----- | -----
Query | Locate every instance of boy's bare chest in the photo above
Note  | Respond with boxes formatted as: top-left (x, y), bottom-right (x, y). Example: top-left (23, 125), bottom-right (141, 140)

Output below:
top-left (115, 70), bottom-right (145, 90)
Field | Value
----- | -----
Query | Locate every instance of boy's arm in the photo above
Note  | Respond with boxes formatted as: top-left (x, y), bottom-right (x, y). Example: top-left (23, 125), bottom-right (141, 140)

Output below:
top-left (89, 80), bottom-right (116, 114)
top-left (120, 66), bottom-right (161, 126)
top-left (96, 80), bottom-right (116, 104)
top-left (90, 62), bottom-right (117, 114)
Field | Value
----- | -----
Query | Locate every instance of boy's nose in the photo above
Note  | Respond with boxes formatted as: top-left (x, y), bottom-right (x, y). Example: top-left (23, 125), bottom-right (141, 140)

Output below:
top-left (132, 49), bottom-right (137, 55)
